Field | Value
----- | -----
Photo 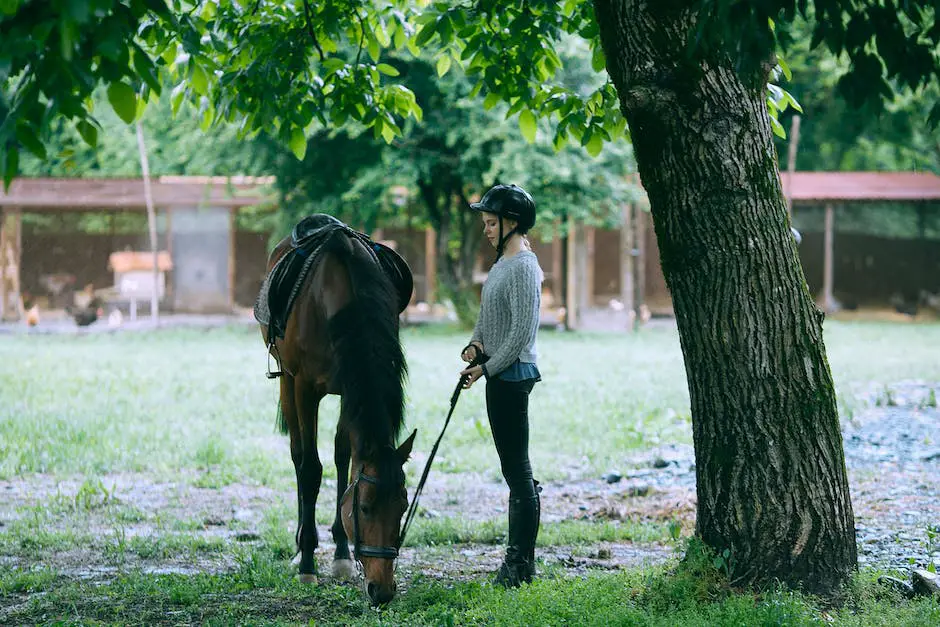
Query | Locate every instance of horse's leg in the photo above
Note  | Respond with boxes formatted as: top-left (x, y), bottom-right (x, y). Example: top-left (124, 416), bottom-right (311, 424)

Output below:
top-left (280, 375), bottom-right (304, 566)
top-left (331, 424), bottom-right (356, 579)
top-left (295, 381), bottom-right (324, 584)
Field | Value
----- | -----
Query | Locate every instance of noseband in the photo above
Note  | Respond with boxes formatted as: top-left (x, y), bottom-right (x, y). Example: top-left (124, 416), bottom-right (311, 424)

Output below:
top-left (344, 467), bottom-right (400, 561)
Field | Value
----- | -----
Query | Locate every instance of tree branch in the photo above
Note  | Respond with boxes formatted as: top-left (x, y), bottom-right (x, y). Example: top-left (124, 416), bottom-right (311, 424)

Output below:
top-left (355, 9), bottom-right (366, 67)
top-left (302, 0), bottom-right (325, 61)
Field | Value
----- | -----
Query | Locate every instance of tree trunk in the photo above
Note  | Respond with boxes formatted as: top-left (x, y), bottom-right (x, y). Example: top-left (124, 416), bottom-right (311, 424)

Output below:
top-left (418, 180), bottom-right (481, 327)
top-left (594, 0), bottom-right (856, 595)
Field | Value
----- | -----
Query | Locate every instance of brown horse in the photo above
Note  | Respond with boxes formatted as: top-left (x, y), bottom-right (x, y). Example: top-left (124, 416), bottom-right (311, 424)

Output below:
top-left (261, 228), bottom-right (415, 606)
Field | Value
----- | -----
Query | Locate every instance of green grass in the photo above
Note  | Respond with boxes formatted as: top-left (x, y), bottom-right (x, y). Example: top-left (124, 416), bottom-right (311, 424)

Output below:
top-left (2, 321), bottom-right (940, 624)
top-left (2, 546), bottom-right (938, 625)
top-left (6, 321), bottom-right (936, 483)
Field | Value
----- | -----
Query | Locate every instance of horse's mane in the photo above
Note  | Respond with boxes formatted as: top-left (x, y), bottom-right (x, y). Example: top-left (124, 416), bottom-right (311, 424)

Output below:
top-left (325, 234), bottom-right (407, 480)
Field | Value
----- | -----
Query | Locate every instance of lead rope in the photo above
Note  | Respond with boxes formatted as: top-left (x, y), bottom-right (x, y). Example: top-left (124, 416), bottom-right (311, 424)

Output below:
top-left (400, 352), bottom-right (486, 548)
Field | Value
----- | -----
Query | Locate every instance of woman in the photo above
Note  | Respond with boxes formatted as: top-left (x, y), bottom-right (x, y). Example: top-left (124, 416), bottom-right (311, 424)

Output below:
top-left (459, 183), bottom-right (543, 588)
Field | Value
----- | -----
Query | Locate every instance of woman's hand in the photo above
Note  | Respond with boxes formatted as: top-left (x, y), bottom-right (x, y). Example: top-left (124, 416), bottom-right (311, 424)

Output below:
top-left (461, 342), bottom-right (483, 363)
top-left (460, 365), bottom-right (484, 389)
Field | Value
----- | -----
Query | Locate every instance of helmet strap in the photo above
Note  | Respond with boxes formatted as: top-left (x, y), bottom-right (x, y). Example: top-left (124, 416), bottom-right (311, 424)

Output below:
top-left (494, 216), bottom-right (517, 262)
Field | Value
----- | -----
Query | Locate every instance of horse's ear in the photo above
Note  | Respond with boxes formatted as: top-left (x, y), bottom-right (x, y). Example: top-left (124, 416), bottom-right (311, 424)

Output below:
top-left (397, 429), bottom-right (417, 464)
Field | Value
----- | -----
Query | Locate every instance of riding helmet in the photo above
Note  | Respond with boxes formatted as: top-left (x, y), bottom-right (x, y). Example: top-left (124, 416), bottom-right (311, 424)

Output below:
top-left (469, 184), bottom-right (536, 233)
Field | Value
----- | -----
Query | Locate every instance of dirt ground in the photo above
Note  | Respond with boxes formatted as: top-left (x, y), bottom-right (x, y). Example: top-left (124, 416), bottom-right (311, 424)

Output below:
top-left (2, 396), bottom-right (937, 591)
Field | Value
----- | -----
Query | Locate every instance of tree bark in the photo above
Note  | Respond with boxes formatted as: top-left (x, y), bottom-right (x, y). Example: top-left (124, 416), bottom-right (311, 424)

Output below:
top-left (594, 0), bottom-right (856, 594)
top-left (417, 178), bottom-right (481, 327)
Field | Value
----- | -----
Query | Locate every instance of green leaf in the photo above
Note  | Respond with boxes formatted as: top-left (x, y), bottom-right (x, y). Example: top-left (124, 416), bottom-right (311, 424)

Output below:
top-left (367, 37), bottom-right (381, 63)
top-left (133, 48), bottom-right (162, 95)
top-left (769, 115), bottom-right (786, 138)
top-left (393, 26), bottom-right (406, 49)
top-left (107, 82), bottom-right (138, 124)
top-left (518, 109), bottom-right (537, 143)
top-left (376, 63), bottom-right (399, 76)
top-left (415, 23), bottom-right (436, 47)
top-left (321, 58), bottom-right (345, 74)
top-left (16, 124), bottom-right (46, 160)
top-left (0, 0), bottom-right (19, 17)
top-left (289, 126), bottom-right (307, 161)
top-left (190, 62), bottom-right (209, 96)
top-left (777, 57), bottom-right (792, 81)
top-left (483, 92), bottom-right (501, 110)
top-left (591, 45), bottom-right (606, 72)
top-left (76, 120), bottom-right (98, 147)
top-left (381, 121), bottom-right (396, 144)
top-left (2, 144), bottom-right (18, 191)
top-left (436, 55), bottom-right (451, 77)
top-left (585, 131), bottom-right (603, 157)
top-left (170, 82), bottom-right (187, 116)
top-left (784, 90), bottom-right (803, 113)
top-left (375, 23), bottom-right (391, 47)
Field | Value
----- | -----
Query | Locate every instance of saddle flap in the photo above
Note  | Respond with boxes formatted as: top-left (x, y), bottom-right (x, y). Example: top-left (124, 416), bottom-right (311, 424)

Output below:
top-left (372, 242), bottom-right (413, 314)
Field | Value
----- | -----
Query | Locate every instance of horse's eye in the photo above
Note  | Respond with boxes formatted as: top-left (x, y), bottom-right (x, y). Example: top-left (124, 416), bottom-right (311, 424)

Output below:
top-left (360, 503), bottom-right (372, 517)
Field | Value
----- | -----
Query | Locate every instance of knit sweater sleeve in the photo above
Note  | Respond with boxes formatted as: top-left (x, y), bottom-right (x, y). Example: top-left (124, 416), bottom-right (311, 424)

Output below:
top-left (482, 258), bottom-right (541, 376)
top-left (469, 302), bottom-right (484, 347)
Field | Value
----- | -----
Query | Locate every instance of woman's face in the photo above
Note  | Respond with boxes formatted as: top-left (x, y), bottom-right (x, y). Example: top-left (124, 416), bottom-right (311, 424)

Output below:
top-left (481, 212), bottom-right (517, 248)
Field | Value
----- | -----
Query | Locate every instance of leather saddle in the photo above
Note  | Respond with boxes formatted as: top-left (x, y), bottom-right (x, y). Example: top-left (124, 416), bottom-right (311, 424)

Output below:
top-left (254, 214), bottom-right (413, 341)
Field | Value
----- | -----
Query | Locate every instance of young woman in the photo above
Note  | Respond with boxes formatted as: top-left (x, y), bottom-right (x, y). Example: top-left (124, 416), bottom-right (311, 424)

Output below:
top-left (459, 183), bottom-right (543, 587)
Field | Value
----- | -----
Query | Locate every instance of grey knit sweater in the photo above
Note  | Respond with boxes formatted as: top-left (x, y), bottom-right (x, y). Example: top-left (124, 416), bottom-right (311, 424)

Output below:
top-left (470, 251), bottom-right (543, 377)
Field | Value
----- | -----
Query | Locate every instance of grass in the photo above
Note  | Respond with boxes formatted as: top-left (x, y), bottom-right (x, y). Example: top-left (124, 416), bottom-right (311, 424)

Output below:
top-left (2, 320), bottom-right (940, 624)
top-left (6, 320), bottom-right (937, 484)
top-left (2, 544), bottom-right (938, 625)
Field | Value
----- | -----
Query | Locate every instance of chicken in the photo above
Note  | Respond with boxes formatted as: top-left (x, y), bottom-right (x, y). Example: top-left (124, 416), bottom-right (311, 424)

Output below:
top-left (66, 298), bottom-right (104, 327)
top-left (25, 304), bottom-right (40, 327)
top-left (889, 293), bottom-right (917, 317)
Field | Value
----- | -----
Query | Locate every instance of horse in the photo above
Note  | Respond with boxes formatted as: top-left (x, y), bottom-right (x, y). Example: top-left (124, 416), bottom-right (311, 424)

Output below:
top-left (259, 218), bottom-right (415, 606)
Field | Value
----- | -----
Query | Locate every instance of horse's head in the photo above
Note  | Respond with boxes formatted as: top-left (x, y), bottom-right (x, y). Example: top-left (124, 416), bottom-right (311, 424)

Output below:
top-left (341, 429), bottom-right (416, 606)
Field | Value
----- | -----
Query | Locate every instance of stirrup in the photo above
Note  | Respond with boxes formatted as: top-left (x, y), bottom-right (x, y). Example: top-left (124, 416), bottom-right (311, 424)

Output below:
top-left (266, 340), bottom-right (283, 379)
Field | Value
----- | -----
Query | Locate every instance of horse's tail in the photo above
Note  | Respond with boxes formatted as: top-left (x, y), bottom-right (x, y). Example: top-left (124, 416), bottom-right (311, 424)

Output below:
top-left (323, 233), bottom-right (407, 455)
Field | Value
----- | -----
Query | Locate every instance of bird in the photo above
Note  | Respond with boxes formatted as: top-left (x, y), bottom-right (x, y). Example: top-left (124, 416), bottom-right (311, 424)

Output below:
top-left (25, 304), bottom-right (40, 327)
top-left (107, 308), bottom-right (124, 329)
top-left (66, 298), bottom-right (104, 327)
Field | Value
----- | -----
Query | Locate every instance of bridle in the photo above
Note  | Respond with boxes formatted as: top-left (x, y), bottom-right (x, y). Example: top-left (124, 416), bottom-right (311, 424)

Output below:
top-left (343, 466), bottom-right (400, 561)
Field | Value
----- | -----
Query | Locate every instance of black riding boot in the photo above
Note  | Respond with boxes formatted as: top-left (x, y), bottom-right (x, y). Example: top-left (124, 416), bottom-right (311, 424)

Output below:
top-left (494, 482), bottom-right (541, 588)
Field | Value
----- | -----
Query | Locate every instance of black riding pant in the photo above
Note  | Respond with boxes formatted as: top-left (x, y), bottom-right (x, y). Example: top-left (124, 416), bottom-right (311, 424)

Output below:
top-left (485, 377), bottom-right (537, 500)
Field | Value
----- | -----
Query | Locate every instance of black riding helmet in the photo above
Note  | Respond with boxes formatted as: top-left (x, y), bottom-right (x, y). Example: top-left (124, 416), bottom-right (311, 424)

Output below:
top-left (469, 184), bottom-right (536, 260)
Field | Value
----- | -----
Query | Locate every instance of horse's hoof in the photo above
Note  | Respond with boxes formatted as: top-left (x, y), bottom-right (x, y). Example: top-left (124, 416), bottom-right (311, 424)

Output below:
top-left (298, 573), bottom-right (318, 584)
top-left (332, 559), bottom-right (356, 580)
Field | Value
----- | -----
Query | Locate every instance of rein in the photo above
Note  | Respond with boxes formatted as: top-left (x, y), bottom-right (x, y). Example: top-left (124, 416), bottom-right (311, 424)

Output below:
top-left (399, 353), bottom-right (485, 548)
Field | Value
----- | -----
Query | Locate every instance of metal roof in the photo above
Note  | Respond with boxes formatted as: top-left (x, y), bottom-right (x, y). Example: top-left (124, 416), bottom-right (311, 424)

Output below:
top-left (0, 176), bottom-right (274, 210)
top-left (781, 171), bottom-right (940, 203)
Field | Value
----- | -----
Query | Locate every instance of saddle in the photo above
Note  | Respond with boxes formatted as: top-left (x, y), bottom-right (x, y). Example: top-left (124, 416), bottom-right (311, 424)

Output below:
top-left (253, 214), bottom-right (413, 343)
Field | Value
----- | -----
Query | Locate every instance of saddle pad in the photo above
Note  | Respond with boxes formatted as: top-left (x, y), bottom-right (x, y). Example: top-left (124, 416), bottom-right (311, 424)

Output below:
top-left (254, 214), bottom-right (413, 340)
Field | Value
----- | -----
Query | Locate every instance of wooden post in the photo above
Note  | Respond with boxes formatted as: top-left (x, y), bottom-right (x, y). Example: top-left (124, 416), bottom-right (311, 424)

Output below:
top-left (785, 115), bottom-right (801, 218)
top-left (424, 227), bottom-right (437, 304)
top-left (621, 203), bottom-right (635, 321)
top-left (584, 225), bottom-right (595, 309)
top-left (551, 218), bottom-right (562, 309)
top-left (0, 208), bottom-right (24, 321)
top-left (164, 208), bottom-right (174, 305)
top-left (136, 120), bottom-right (160, 324)
top-left (565, 215), bottom-right (578, 330)
top-left (823, 203), bottom-right (835, 312)
top-left (635, 205), bottom-right (647, 326)
top-left (229, 208), bottom-right (237, 311)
